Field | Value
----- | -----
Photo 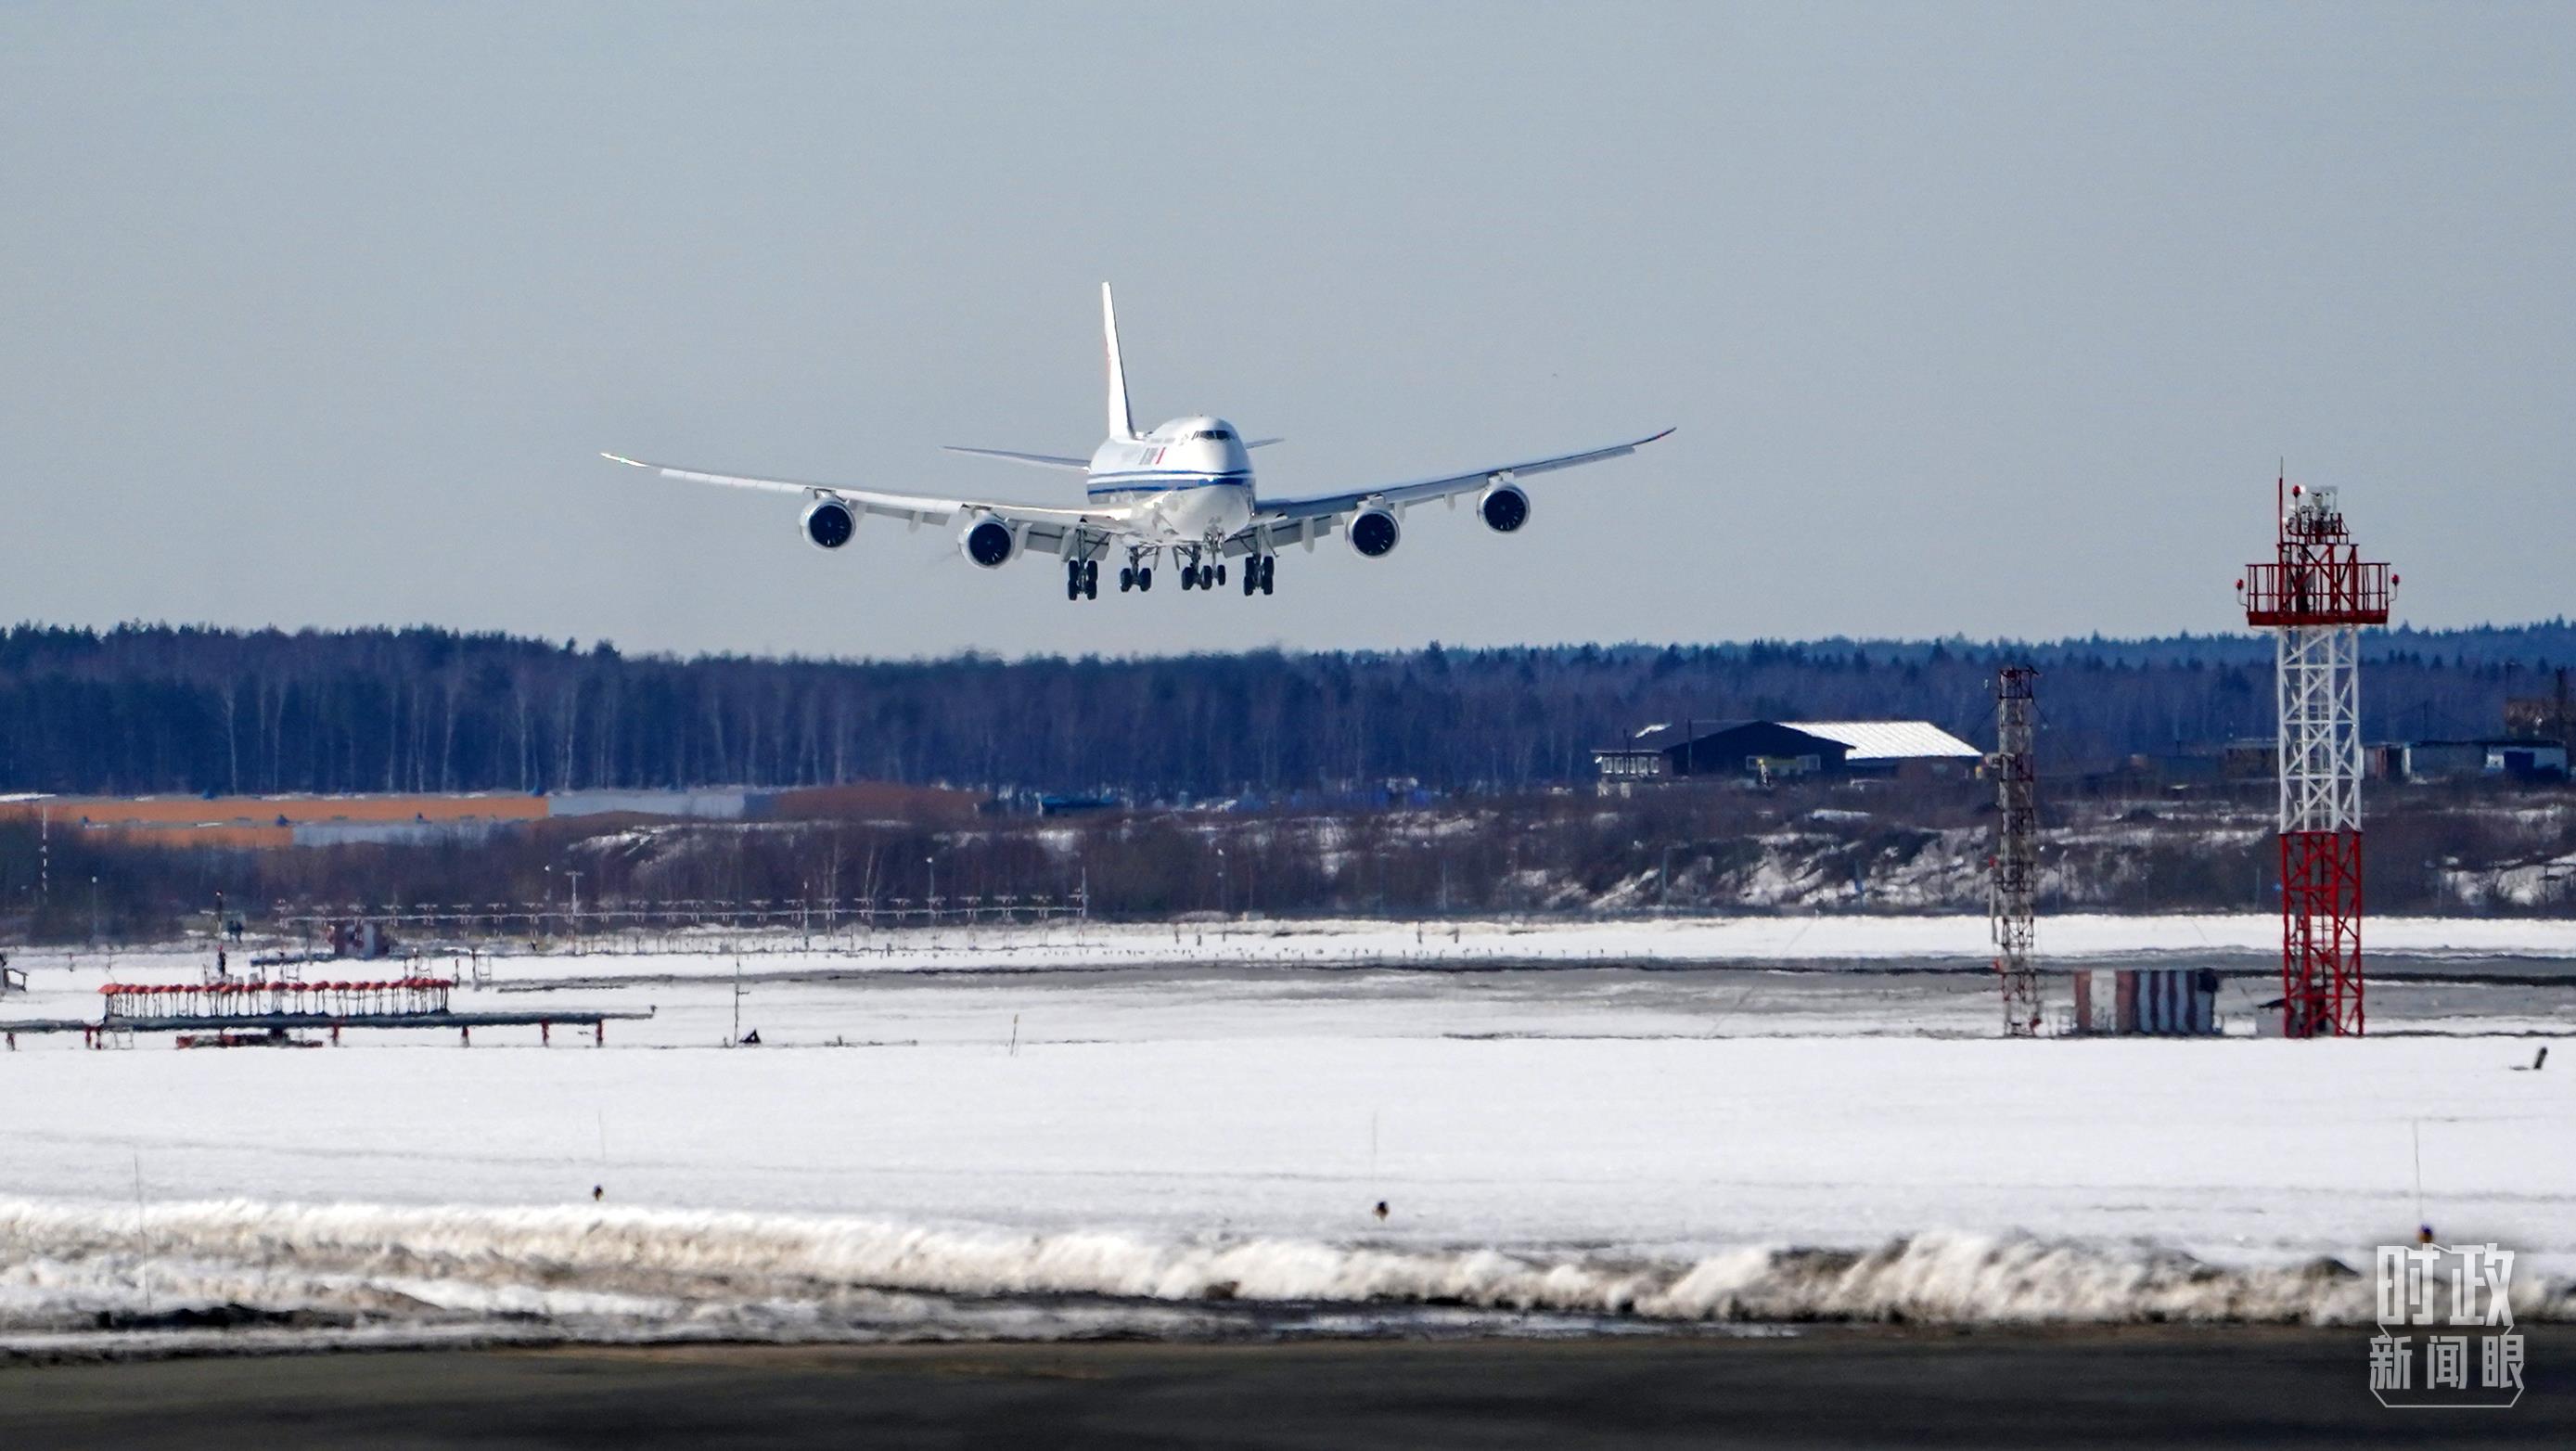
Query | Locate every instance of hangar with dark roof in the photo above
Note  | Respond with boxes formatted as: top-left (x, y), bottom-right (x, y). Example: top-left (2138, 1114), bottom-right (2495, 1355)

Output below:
top-left (1592, 719), bottom-right (1982, 791)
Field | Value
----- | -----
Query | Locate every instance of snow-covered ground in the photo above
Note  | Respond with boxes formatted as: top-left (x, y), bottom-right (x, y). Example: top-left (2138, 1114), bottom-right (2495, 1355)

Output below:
top-left (33, 910), bottom-right (2576, 985)
top-left (1, 916), bottom-right (2570, 1352)
top-left (479, 910), bottom-right (2576, 971)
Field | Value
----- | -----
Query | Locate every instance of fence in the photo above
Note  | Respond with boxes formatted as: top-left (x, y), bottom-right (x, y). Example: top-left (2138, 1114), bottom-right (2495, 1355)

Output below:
top-left (270, 892), bottom-right (1089, 955)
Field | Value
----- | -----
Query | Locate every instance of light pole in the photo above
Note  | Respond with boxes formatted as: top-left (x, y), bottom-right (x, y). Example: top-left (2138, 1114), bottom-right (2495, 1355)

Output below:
top-left (925, 855), bottom-right (937, 926)
top-left (1214, 847), bottom-right (1227, 918)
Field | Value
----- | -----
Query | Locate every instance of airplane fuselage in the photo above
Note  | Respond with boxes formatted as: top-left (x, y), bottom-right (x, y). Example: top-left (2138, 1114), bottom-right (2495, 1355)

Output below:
top-left (1085, 415), bottom-right (1254, 547)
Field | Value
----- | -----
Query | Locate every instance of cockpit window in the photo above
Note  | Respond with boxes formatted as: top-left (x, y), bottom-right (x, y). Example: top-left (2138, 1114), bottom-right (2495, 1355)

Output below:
top-left (1192, 429), bottom-right (1234, 442)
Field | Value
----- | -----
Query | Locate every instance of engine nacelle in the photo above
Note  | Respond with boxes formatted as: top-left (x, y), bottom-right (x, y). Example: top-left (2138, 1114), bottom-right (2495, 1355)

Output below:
top-left (801, 497), bottom-right (856, 550)
top-left (1347, 506), bottom-right (1400, 558)
top-left (1477, 482), bottom-right (1531, 533)
top-left (958, 515), bottom-right (1018, 569)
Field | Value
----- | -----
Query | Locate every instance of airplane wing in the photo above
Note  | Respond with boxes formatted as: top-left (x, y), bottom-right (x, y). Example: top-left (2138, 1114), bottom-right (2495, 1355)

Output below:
top-left (1219, 428), bottom-right (1673, 555)
top-left (600, 453), bottom-right (1133, 557)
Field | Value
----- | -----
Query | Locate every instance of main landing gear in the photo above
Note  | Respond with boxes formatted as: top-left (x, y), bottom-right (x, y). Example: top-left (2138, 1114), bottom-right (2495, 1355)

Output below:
top-left (1064, 559), bottom-right (1098, 601)
top-left (1176, 549), bottom-right (1223, 591)
top-left (1109, 546), bottom-right (1274, 597)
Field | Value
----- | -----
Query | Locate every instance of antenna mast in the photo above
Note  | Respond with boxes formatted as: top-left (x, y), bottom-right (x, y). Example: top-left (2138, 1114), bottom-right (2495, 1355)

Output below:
top-left (1991, 665), bottom-right (2041, 1036)
top-left (2239, 475), bottom-right (2394, 1036)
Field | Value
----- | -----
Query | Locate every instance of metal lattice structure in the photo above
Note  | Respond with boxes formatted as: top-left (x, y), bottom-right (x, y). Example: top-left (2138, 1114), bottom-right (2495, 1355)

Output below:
top-left (2240, 479), bottom-right (2392, 1037)
top-left (1991, 665), bottom-right (2041, 1036)
top-left (101, 976), bottom-right (455, 1021)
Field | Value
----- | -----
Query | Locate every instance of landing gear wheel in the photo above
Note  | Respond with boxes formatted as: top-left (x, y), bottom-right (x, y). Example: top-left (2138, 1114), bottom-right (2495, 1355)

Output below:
top-left (1083, 559), bottom-right (1098, 598)
top-left (1119, 567), bottom-right (1134, 593)
top-left (1242, 564), bottom-right (1257, 596)
top-left (1198, 564), bottom-right (1215, 590)
top-left (1066, 571), bottom-right (1080, 601)
top-left (1216, 564), bottom-right (1227, 587)
top-left (1180, 566), bottom-right (1195, 591)
top-left (1137, 567), bottom-right (1152, 592)
top-left (1260, 556), bottom-right (1275, 594)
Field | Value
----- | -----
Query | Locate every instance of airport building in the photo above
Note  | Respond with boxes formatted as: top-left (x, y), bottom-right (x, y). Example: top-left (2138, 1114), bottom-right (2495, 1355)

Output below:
top-left (2399, 738), bottom-right (2571, 782)
top-left (1592, 719), bottom-right (1982, 791)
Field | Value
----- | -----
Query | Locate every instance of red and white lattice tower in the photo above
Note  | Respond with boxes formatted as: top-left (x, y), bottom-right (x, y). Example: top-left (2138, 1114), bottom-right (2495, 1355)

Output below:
top-left (2238, 477), bottom-right (2394, 1038)
top-left (1990, 665), bottom-right (2041, 1037)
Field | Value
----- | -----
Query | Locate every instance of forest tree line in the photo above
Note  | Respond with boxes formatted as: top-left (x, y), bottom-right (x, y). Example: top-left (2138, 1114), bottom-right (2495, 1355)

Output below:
top-left (0, 621), bottom-right (2570, 801)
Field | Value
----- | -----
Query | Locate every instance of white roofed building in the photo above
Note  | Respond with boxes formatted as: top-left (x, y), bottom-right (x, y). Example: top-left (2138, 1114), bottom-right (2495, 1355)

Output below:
top-left (1779, 721), bottom-right (1985, 768)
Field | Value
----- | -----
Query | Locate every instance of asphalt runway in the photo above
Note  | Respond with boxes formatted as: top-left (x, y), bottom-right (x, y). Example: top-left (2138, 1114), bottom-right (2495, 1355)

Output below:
top-left (2, 1328), bottom-right (2567, 1449)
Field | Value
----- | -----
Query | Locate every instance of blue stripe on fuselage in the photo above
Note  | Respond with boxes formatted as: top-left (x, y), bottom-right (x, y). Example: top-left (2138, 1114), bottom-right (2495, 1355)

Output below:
top-left (1085, 470), bottom-right (1250, 497)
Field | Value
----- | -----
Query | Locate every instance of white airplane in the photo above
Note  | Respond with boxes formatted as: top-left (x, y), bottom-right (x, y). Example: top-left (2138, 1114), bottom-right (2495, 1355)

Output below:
top-left (604, 286), bottom-right (1672, 600)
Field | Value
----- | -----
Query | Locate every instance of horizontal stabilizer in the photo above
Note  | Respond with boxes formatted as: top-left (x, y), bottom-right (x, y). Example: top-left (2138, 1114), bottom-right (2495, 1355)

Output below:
top-left (942, 445), bottom-right (1092, 471)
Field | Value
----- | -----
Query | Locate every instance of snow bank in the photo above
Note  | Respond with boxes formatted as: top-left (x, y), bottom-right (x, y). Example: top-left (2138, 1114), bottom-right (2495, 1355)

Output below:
top-left (10, 1197), bottom-right (2557, 1348)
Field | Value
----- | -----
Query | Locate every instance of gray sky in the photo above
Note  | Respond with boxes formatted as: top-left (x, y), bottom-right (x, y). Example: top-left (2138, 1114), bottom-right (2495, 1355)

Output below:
top-left (2, 2), bottom-right (2569, 660)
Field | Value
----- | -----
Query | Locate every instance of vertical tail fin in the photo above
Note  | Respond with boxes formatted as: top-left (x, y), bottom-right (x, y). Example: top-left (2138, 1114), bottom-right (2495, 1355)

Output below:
top-left (1101, 282), bottom-right (1135, 442)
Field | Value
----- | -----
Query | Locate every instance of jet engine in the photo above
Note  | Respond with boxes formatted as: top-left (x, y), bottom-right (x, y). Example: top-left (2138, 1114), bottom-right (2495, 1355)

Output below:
top-left (1347, 506), bottom-right (1400, 558)
top-left (958, 516), bottom-right (1018, 568)
top-left (801, 498), bottom-right (856, 550)
top-left (1477, 482), bottom-right (1531, 533)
